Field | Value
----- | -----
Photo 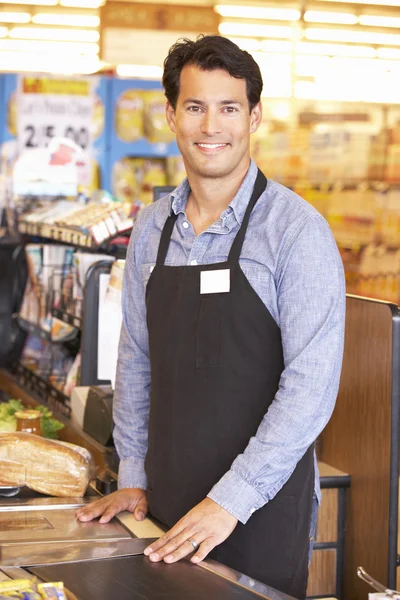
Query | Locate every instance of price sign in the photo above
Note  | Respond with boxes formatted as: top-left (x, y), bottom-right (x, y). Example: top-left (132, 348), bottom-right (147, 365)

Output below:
top-left (17, 76), bottom-right (94, 186)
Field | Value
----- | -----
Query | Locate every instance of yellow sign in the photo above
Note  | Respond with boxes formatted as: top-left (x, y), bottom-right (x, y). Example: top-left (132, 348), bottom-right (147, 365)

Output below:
top-left (22, 78), bottom-right (90, 96)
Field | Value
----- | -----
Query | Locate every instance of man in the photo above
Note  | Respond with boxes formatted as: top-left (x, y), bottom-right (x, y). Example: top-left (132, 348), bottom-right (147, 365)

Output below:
top-left (77, 35), bottom-right (345, 599)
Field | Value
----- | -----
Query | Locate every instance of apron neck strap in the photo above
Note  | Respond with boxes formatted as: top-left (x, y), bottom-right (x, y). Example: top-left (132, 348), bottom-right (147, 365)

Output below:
top-left (156, 168), bottom-right (268, 267)
top-left (156, 211), bottom-right (178, 267)
top-left (228, 168), bottom-right (268, 262)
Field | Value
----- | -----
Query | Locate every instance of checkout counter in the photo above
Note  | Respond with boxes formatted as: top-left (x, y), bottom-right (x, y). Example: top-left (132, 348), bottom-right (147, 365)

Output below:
top-left (0, 487), bottom-right (297, 600)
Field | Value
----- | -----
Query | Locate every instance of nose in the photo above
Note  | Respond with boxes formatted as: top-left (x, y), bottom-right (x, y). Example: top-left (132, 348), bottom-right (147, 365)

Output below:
top-left (200, 109), bottom-right (222, 136)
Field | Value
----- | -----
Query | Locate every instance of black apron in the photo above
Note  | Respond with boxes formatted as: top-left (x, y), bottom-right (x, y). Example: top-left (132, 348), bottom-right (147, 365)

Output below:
top-left (145, 169), bottom-right (314, 599)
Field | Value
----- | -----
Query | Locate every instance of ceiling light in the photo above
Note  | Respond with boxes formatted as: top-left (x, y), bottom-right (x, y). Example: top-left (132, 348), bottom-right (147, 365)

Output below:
top-left (3, 0), bottom-right (57, 5)
top-left (260, 40), bottom-right (293, 53)
top-left (9, 27), bottom-right (100, 42)
top-left (32, 13), bottom-right (100, 27)
top-left (0, 51), bottom-right (101, 73)
top-left (317, 0), bottom-right (400, 5)
top-left (0, 12), bottom-right (30, 23)
top-left (227, 37), bottom-right (261, 51)
top-left (215, 5), bottom-right (300, 21)
top-left (377, 47), bottom-right (400, 58)
top-left (359, 15), bottom-right (400, 28)
top-left (116, 64), bottom-right (163, 78)
top-left (60, 0), bottom-right (104, 7)
top-left (0, 27), bottom-right (7, 37)
top-left (296, 41), bottom-right (376, 57)
top-left (304, 11), bottom-right (357, 25)
top-left (306, 27), bottom-right (400, 46)
top-left (219, 22), bottom-right (294, 39)
top-left (0, 38), bottom-right (99, 55)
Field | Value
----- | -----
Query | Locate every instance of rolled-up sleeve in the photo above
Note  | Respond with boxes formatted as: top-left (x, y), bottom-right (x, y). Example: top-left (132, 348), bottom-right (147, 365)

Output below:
top-left (208, 214), bottom-right (346, 523)
top-left (113, 213), bottom-right (152, 490)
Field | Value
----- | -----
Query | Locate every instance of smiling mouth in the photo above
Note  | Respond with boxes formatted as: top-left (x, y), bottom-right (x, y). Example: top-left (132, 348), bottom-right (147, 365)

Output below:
top-left (195, 143), bottom-right (228, 150)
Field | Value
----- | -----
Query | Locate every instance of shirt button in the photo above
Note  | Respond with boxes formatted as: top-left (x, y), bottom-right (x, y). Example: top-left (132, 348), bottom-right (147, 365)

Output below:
top-left (250, 508), bottom-right (256, 515)
top-left (182, 221), bottom-right (189, 229)
top-left (190, 259), bottom-right (198, 266)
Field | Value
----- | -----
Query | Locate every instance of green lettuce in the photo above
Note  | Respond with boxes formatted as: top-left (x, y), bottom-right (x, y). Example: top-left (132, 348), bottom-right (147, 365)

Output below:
top-left (0, 399), bottom-right (64, 439)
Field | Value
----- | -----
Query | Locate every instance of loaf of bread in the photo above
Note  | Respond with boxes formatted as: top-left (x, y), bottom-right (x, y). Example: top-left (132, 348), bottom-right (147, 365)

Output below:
top-left (0, 432), bottom-right (94, 497)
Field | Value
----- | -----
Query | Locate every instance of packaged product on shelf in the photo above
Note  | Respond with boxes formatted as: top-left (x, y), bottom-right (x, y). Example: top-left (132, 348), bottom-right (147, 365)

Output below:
top-left (115, 89), bottom-right (144, 142)
top-left (0, 431), bottom-right (95, 496)
top-left (141, 159), bottom-right (167, 205)
top-left (167, 155), bottom-right (186, 187)
top-left (143, 90), bottom-right (175, 143)
top-left (73, 252), bottom-right (114, 318)
top-left (93, 93), bottom-right (105, 140)
top-left (112, 157), bottom-right (143, 208)
top-left (64, 352), bottom-right (81, 398)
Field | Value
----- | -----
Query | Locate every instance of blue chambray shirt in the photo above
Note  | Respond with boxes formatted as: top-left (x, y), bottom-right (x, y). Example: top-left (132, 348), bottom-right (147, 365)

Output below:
top-left (113, 159), bottom-right (346, 525)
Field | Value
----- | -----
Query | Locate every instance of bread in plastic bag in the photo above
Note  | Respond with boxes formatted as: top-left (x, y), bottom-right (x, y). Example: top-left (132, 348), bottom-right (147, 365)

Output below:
top-left (0, 432), bottom-right (95, 497)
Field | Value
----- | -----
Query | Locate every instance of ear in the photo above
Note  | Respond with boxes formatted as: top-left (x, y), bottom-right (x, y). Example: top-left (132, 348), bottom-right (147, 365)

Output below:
top-left (249, 101), bottom-right (262, 134)
top-left (165, 101), bottom-right (177, 134)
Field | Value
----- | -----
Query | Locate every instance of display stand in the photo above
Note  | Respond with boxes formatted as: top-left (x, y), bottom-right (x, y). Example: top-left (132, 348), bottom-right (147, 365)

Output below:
top-left (80, 260), bottom-right (114, 387)
top-left (320, 294), bottom-right (400, 599)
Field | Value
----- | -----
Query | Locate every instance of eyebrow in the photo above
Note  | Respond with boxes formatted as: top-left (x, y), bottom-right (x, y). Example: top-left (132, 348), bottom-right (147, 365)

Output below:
top-left (183, 98), bottom-right (243, 107)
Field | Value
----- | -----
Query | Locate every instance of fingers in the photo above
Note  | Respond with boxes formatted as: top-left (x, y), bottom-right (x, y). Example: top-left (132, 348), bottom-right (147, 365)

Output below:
top-left (144, 521), bottom-right (186, 557)
top-left (165, 537), bottom-right (215, 564)
top-left (134, 496), bottom-right (148, 521)
top-left (147, 529), bottom-right (191, 562)
top-left (76, 497), bottom-right (112, 522)
top-left (75, 489), bottom-right (147, 523)
top-left (191, 538), bottom-right (214, 563)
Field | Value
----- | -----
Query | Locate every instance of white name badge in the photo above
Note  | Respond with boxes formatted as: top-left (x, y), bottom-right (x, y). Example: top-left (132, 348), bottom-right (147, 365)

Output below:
top-left (200, 269), bottom-right (230, 294)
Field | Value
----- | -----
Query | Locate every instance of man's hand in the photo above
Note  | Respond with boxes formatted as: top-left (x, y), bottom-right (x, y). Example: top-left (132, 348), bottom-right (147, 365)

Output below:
top-left (75, 488), bottom-right (148, 524)
top-left (144, 498), bottom-right (237, 564)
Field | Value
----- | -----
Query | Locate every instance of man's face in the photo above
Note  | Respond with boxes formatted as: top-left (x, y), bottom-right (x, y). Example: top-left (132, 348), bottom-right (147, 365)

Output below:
top-left (166, 65), bottom-right (262, 181)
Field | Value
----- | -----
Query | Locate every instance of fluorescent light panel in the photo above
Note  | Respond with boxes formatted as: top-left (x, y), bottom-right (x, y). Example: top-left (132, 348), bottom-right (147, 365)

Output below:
top-left (378, 47), bottom-right (400, 58)
top-left (60, 0), bottom-right (103, 7)
top-left (215, 5), bottom-right (300, 21)
top-left (304, 10), bottom-right (357, 25)
top-left (0, 27), bottom-right (7, 37)
top-left (219, 22), bottom-right (294, 38)
top-left (359, 15), bottom-right (400, 28)
top-left (0, 12), bottom-right (30, 23)
top-left (3, 0), bottom-right (58, 5)
top-left (0, 38), bottom-right (99, 55)
top-left (116, 64), bottom-right (163, 78)
top-left (260, 40), bottom-right (293, 52)
top-left (0, 50), bottom-right (101, 73)
top-left (32, 13), bottom-right (100, 27)
top-left (9, 26), bottom-right (99, 42)
top-left (227, 37), bottom-right (261, 51)
top-left (318, 0), bottom-right (400, 5)
top-left (296, 41), bottom-right (377, 57)
top-left (306, 27), bottom-right (400, 45)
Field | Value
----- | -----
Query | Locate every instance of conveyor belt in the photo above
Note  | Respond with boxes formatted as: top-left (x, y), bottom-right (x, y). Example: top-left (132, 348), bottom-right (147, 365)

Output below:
top-left (30, 556), bottom-right (277, 600)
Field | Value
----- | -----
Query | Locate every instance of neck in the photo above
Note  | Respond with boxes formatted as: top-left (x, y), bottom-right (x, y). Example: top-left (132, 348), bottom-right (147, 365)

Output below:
top-left (186, 161), bottom-right (251, 223)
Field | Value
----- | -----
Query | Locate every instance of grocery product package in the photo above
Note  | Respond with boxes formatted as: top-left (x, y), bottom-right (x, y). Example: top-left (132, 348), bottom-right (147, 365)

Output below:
top-left (0, 432), bottom-right (95, 497)
top-left (143, 90), bottom-right (175, 143)
top-left (115, 89), bottom-right (144, 142)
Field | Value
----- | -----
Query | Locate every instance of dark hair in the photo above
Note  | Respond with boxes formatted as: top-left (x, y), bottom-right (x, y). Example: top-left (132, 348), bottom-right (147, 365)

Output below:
top-left (162, 35), bottom-right (263, 113)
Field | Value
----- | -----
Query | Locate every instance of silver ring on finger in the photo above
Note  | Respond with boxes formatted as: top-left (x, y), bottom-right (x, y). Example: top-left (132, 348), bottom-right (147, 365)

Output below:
top-left (188, 538), bottom-right (199, 552)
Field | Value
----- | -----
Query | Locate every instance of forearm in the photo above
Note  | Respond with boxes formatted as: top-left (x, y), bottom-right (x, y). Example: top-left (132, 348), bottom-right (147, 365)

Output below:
top-left (209, 214), bottom-right (346, 524)
top-left (112, 216), bottom-right (152, 490)
top-left (113, 328), bottom-right (150, 489)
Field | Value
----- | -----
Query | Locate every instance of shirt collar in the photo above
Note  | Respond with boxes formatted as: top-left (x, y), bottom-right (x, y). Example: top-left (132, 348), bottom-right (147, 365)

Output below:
top-left (169, 159), bottom-right (259, 227)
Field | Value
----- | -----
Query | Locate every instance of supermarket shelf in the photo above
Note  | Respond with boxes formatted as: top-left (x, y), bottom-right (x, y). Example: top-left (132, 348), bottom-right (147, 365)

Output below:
top-left (13, 362), bottom-right (71, 418)
top-left (18, 222), bottom-right (133, 250)
top-left (17, 316), bottom-right (79, 343)
top-left (17, 317), bottom-right (51, 341)
top-left (52, 309), bottom-right (81, 330)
